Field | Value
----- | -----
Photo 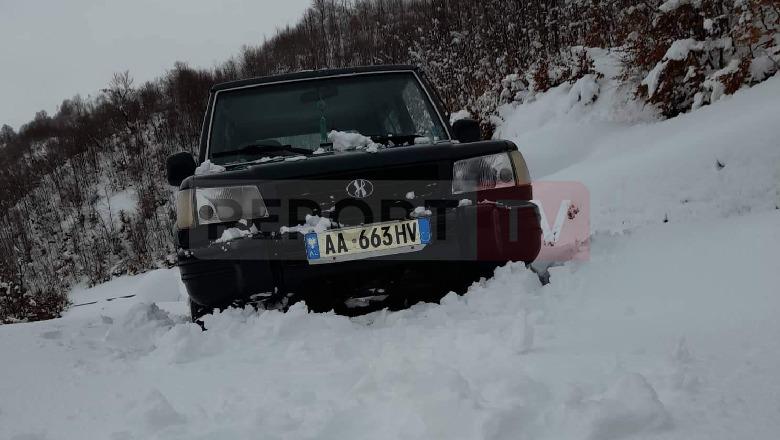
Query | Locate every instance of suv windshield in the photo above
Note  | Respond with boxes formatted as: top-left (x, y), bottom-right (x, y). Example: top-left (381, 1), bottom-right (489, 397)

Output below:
top-left (208, 72), bottom-right (448, 164)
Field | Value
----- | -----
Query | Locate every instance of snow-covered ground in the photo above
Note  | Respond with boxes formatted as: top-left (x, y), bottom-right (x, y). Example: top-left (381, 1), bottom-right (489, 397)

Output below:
top-left (2, 72), bottom-right (779, 439)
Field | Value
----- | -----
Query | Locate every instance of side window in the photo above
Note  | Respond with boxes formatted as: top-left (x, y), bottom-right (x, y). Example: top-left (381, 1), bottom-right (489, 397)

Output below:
top-left (402, 81), bottom-right (439, 137)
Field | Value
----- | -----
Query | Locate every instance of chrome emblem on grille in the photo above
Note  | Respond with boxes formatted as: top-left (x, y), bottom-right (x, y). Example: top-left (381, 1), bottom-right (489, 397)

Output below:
top-left (346, 179), bottom-right (374, 199)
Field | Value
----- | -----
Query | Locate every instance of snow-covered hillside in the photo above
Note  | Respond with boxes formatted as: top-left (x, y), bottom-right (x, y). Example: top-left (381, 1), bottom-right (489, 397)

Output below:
top-left (1, 74), bottom-right (779, 440)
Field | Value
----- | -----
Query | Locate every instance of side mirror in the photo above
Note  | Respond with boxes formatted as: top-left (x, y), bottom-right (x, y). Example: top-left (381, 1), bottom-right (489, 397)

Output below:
top-left (452, 119), bottom-right (482, 143)
top-left (166, 152), bottom-right (197, 187)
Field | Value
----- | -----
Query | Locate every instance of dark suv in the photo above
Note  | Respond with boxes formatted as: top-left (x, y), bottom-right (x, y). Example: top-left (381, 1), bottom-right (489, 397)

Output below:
top-left (166, 65), bottom-right (542, 320)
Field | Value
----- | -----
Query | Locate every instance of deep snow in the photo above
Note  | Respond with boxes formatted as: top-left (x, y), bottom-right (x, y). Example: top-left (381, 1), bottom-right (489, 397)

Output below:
top-left (1, 71), bottom-right (779, 439)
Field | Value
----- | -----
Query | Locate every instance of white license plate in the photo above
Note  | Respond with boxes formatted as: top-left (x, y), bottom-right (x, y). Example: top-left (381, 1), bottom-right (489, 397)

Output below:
top-left (304, 218), bottom-right (431, 264)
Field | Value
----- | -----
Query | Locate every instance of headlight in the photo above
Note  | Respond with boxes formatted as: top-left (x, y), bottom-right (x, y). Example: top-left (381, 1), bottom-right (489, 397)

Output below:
top-left (175, 186), bottom-right (268, 229)
top-left (452, 153), bottom-right (516, 194)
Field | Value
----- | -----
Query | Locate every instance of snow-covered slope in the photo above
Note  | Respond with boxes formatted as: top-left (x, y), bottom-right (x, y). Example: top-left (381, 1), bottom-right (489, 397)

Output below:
top-left (1, 75), bottom-right (779, 440)
top-left (496, 61), bottom-right (780, 233)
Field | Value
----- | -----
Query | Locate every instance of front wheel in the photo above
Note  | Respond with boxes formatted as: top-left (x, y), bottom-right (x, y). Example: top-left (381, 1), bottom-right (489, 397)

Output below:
top-left (189, 299), bottom-right (213, 324)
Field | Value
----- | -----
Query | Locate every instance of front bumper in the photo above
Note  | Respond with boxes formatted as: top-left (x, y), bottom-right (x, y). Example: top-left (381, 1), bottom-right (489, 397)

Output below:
top-left (179, 201), bottom-right (541, 308)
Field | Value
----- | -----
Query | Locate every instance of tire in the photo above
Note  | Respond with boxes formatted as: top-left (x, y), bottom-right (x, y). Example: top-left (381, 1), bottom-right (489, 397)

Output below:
top-left (302, 289), bottom-right (337, 313)
top-left (189, 299), bottom-right (213, 324)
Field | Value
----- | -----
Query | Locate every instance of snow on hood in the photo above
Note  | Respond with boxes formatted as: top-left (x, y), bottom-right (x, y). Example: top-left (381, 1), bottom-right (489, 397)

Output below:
top-left (327, 130), bottom-right (382, 152)
top-left (194, 159), bottom-right (226, 176)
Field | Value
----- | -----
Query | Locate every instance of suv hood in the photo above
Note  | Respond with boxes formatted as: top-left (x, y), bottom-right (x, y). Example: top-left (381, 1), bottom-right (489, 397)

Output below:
top-left (183, 140), bottom-right (516, 188)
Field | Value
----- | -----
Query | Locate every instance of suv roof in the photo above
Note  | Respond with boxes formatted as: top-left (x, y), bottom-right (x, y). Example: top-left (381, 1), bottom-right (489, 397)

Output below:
top-left (211, 65), bottom-right (420, 92)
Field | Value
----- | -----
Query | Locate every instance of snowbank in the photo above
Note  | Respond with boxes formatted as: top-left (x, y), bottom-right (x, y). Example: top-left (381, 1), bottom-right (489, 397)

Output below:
top-left (496, 63), bottom-right (780, 233)
top-left (3, 207), bottom-right (779, 439)
top-left (104, 302), bottom-right (177, 356)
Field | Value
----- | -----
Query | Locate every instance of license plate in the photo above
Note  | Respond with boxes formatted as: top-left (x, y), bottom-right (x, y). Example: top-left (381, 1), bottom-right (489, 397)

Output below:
top-left (305, 218), bottom-right (431, 264)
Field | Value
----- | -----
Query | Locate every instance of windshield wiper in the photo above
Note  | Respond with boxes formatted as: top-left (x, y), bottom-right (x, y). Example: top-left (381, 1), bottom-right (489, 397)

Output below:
top-left (212, 141), bottom-right (312, 159)
top-left (367, 133), bottom-right (426, 145)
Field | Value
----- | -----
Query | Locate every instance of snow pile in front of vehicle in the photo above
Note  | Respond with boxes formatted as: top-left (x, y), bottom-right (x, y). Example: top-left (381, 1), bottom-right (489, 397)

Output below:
top-left (11, 203), bottom-right (780, 438)
top-left (112, 261), bottom-right (682, 439)
top-left (328, 130), bottom-right (382, 152)
top-left (103, 302), bottom-right (180, 356)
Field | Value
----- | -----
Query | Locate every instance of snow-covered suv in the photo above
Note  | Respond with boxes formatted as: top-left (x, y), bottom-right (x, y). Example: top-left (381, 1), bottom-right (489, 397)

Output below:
top-left (166, 65), bottom-right (541, 320)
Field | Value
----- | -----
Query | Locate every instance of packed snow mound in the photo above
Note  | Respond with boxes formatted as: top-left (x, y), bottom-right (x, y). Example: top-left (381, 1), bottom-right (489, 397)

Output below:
top-left (137, 389), bottom-right (187, 430)
top-left (567, 74), bottom-right (600, 106)
top-left (104, 303), bottom-right (177, 355)
top-left (593, 373), bottom-right (672, 437)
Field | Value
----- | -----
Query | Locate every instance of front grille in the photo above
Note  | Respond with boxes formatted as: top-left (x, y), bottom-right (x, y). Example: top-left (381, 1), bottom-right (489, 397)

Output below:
top-left (270, 163), bottom-right (446, 227)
